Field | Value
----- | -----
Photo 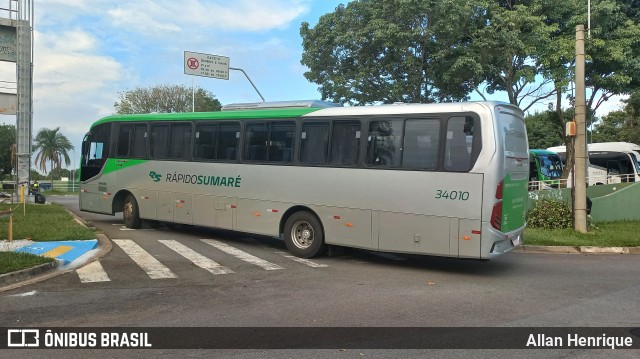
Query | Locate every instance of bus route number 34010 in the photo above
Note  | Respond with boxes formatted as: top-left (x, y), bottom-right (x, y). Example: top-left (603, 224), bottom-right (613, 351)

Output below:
top-left (435, 190), bottom-right (470, 201)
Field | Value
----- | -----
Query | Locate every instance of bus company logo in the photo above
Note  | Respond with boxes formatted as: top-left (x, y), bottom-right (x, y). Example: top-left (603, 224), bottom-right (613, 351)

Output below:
top-left (148, 171), bottom-right (162, 182)
top-left (7, 329), bottom-right (40, 347)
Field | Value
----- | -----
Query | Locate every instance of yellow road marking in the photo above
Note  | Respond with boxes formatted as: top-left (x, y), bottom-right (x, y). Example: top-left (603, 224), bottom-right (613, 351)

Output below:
top-left (43, 245), bottom-right (73, 258)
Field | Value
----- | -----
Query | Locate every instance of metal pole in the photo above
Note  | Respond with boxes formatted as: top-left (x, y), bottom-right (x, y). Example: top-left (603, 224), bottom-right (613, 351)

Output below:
top-left (72, 150), bottom-right (75, 192)
top-left (574, 25), bottom-right (588, 233)
top-left (229, 67), bottom-right (265, 102)
top-left (192, 76), bottom-right (195, 112)
top-left (587, 0), bottom-right (591, 39)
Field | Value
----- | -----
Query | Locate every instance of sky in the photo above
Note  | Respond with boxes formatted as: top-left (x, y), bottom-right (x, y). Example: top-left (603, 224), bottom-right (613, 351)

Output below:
top-left (0, 0), bottom-right (628, 171)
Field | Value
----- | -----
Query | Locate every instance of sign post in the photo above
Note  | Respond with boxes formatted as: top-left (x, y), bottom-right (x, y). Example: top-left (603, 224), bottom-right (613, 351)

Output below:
top-left (184, 51), bottom-right (230, 80)
top-left (184, 51), bottom-right (265, 104)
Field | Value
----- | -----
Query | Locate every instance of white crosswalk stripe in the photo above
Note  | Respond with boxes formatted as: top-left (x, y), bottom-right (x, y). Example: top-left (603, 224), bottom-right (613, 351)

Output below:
top-left (201, 239), bottom-right (284, 270)
top-left (275, 251), bottom-right (329, 268)
top-left (76, 261), bottom-right (111, 283)
top-left (77, 239), bottom-right (331, 283)
top-left (159, 240), bottom-right (234, 275)
top-left (113, 239), bottom-right (178, 279)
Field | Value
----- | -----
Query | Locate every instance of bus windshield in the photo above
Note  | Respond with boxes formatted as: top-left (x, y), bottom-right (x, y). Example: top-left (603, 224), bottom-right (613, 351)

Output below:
top-left (537, 153), bottom-right (563, 179)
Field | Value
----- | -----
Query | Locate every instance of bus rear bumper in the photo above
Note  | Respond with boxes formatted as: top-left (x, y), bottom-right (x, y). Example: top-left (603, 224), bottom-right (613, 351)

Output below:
top-left (488, 231), bottom-right (523, 257)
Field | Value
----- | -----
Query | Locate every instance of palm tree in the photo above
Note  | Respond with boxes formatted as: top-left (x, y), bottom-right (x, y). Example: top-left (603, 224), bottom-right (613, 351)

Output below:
top-left (33, 127), bottom-right (74, 180)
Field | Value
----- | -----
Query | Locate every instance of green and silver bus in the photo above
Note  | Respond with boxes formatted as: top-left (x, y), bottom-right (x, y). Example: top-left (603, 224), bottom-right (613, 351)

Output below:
top-left (80, 100), bottom-right (529, 259)
top-left (528, 149), bottom-right (563, 190)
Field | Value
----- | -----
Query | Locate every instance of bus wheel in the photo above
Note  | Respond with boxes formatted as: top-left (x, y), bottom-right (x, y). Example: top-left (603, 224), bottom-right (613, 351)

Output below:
top-left (123, 194), bottom-right (142, 229)
top-left (284, 211), bottom-right (325, 258)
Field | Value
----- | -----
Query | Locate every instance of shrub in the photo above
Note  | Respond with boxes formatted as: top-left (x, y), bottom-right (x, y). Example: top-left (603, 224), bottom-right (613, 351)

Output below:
top-left (527, 199), bottom-right (572, 229)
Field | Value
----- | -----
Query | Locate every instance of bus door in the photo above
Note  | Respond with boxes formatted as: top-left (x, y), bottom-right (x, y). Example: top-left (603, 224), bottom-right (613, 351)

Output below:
top-left (79, 123), bottom-right (112, 213)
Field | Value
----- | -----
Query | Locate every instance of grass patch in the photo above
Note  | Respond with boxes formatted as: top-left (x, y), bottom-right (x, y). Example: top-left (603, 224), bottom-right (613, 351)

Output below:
top-left (0, 203), bottom-right (95, 241)
top-left (0, 251), bottom-right (54, 274)
top-left (524, 221), bottom-right (640, 247)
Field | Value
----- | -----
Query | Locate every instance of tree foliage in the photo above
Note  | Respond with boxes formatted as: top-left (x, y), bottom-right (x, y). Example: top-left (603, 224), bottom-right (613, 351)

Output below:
top-left (115, 84), bottom-right (222, 114)
top-left (300, 0), bottom-right (640, 113)
top-left (592, 90), bottom-right (640, 143)
top-left (0, 124), bottom-right (15, 179)
top-left (33, 127), bottom-right (74, 180)
top-left (300, 0), bottom-right (489, 104)
top-left (475, 0), bottom-right (557, 112)
top-left (525, 111), bottom-right (564, 149)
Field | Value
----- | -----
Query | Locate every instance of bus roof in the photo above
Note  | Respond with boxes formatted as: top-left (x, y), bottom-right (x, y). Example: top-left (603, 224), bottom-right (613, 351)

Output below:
top-left (548, 142), bottom-right (640, 154)
top-left (89, 107), bottom-right (323, 129)
top-left (221, 100), bottom-right (341, 111)
top-left (89, 100), bottom-right (520, 129)
top-left (530, 149), bottom-right (559, 156)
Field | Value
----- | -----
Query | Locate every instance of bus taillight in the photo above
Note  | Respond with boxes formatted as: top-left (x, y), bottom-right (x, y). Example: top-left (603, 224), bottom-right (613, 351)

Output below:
top-left (495, 180), bottom-right (504, 199)
top-left (491, 201), bottom-right (502, 230)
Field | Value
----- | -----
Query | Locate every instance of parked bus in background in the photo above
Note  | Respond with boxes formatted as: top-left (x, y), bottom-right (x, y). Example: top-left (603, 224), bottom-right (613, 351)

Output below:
top-left (79, 100), bottom-right (529, 260)
top-left (547, 142), bottom-right (640, 185)
top-left (528, 149), bottom-right (563, 190)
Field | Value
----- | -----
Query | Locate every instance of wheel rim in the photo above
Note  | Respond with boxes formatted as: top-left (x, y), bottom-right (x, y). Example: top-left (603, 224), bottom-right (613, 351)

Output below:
top-left (290, 220), bottom-right (314, 249)
top-left (124, 200), bottom-right (133, 223)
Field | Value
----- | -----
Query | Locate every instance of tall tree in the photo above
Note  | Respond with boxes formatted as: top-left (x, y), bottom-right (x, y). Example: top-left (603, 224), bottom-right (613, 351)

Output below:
top-left (525, 110), bottom-right (564, 149)
top-left (591, 111), bottom-right (628, 143)
top-left (535, 0), bottom-right (640, 177)
top-left (33, 127), bottom-right (74, 180)
top-left (592, 91), bottom-right (640, 143)
top-left (0, 124), bottom-right (15, 180)
top-left (473, 0), bottom-right (557, 112)
top-left (114, 84), bottom-right (222, 114)
top-left (300, 0), bottom-right (488, 104)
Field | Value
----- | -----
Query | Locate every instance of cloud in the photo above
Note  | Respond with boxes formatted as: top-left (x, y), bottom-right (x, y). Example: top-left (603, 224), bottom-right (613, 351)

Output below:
top-left (33, 29), bottom-right (123, 136)
top-left (101, 0), bottom-right (310, 35)
top-left (34, 30), bottom-right (122, 100)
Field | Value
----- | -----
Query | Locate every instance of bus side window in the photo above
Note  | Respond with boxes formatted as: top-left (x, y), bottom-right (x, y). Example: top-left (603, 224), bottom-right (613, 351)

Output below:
top-left (402, 119), bottom-right (440, 169)
top-left (300, 122), bottom-right (329, 164)
top-left (268, 121), bottom-right (295, 162)
top-left (217, 123), bottom-right (239, 161)
top-left (244, 123), bottom-right (267, 161)
top-left (366, 119), bottom-right (403, 167)
top-left (195, 124), bottom-right (216, 160)
top-left (168, 123), bottom-right (192, 160)
top-left (444, 116), bottom-right (474, 172)
top-left (150, 124), bottom-right (170, 159)
top-left (132, 125), bottom-right (148, 158)
top-left (117, 125), bottom-right (133, 157)
top-left (118, 124), bottom-right (148, 158)
top-left (330, 120), bottom-right (360, 166)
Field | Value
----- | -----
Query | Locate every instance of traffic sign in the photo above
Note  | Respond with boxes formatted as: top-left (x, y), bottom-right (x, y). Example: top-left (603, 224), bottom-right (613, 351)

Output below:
top-left (184, 51), bottom-right (230, 80)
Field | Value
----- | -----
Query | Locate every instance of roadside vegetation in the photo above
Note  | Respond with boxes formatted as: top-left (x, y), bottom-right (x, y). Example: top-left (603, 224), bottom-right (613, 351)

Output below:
top-left (525, 199), bottom-right (640, 247)
top-left (0, 203), bottom-right (95, 276)
top-left (525, 222), bottom-right (640, 247)
top-left (0, 252), bottom-right (53, 275)
top-left (0, 203), bottom-right (95, 241)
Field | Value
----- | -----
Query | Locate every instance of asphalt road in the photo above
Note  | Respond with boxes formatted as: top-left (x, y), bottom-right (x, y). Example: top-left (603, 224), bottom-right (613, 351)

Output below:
top-left (1, 195), bottom-right (638, 358)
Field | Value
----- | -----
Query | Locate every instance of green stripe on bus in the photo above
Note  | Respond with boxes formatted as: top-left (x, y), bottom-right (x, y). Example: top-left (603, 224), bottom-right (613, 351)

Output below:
top-left (90, 108), bottom-right (323, 129)
top-left (501, 173), bottom-right (528, 232)
top-left (103, 158), bottom-right (148, 175)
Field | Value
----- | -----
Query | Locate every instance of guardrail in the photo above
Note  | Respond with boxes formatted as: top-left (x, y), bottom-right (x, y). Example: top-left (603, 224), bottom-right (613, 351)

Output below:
top-left (0, 181), bottom-right (80, 193)
top-left (528, 174), bottom-right (637, 191)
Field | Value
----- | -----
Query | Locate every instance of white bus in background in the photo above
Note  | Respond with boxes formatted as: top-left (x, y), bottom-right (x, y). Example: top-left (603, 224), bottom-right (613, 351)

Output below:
top-left (547, 142), bottom-right (640, 185)
top-left (79, 100), bottom-right (529, 260)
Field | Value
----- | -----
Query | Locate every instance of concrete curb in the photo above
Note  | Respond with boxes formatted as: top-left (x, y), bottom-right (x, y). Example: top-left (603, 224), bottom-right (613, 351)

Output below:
top-left (0, 261), bottom-right (59, 287)
top-left (0, 209), bottom-right (113, 293)
top-left (518, 245), bottom-right (640, 254)
top-left (520, 245), bottom-right (580, 253)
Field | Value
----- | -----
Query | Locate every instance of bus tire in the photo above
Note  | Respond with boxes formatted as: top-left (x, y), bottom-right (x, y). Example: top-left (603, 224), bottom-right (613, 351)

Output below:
top-left (123, 194), bottom-right (142, 229)
top-left (283, 211), bottom-right (326, 258)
